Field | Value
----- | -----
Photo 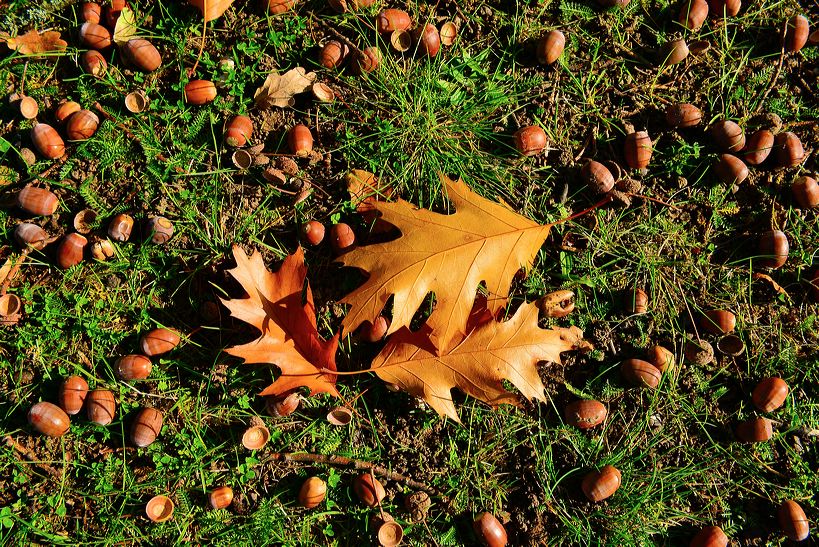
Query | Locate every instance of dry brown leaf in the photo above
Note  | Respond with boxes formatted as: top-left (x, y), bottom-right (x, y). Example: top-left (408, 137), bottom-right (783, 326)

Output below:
top-left (3, 29), bottom-right (67, 56)
top-left (371, 298), bottom-right (588, 421)
top-left (112, 7), bottom-right (137, 46)
top-left (188, 0), bottom-right (235, 22)
top-left (752, 272), bottom-right (789, 297)
top-left (338, 174), bottom-right (553, 351)
top-left (221, 246), bottom-right (339, 398)
top-left (253, 67), bottom-right (316, 109)
top-left (345, 169), bottom-right (396, 235)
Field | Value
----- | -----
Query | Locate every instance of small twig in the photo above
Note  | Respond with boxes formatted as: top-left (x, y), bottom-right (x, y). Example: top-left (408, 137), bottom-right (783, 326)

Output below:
top-left (190, 16), bottom-right (208, 76)
top-left (754, 22), bottom-right (788, 115)
top-left (319, 22), bottom-right (364, 57)
top-left (3, 435), bottom-right (62, 480)
top-left (0, 247), bottom-right (31, 296)
top-left (626, 192), bottom-right (681, 210)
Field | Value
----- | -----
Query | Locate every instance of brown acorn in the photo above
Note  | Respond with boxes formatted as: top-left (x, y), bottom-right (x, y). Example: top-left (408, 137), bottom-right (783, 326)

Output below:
top-left (266, 392), bottom-right (301, 417)
top-left (301, 220), bottom-right (325, 246)
top-left (82, 2), bottom-right (102, 23)
top-left (287, 124), bottom-right (313, 157)
top-left (700, 309), bottom-right (736, 335)
top-left (140, 328), bottom-right (181, 356)
top-left (514, 126), bottom-right (548, 156)
top-left (145, 495), bottom-right (174, 523)
top-left (58, 375), bottom-right (89, 415)
top-left (678, 0), bottom-right (708, 30)
top-left (265, 0), bottom-right (297, 14)
top-left (537, 30), bottom-right (565, 65)
top-left (742, 129), bottom-right (774, 165)
top-left (711, 121), bottom-right (745, 152)
top-left (327, 0), bottom-right (376, 12)
top-left (55, 101), bottom-right (82, 124)
top-left (298, 476), bottom-right (327, 508)
top-left (17, 186), bottom-right (59, 216)
top-left (473, 512), bottom-right (508, 547)
top-left (209, 486), bottom-right (234, 510)
top-left (184, 80), bottom-right (217, 105)
top-left (86, 389), bottom-right (116, 425)
top-left (360, 316), bottom-right (390, 342)
top-left (242, 421), bottom-right (270, 449)
top-left (224, 115), bottom-right (253, 147)
top-left (31, 123), bottom-right (66, 159)
top-left (376, 9), bottom-right (412, 33)
top-left (751, 377), bottom-right (788, 412)
top-left (581, 465), bottom-right (621, 502)
top-left (621, 359), bottom-right (662, 388)
top-left (414, 24), bottom-right (441, 57)
top-left (131, 407), bottom-right (164, 447)
top-left (784, 15), bottom-right (810, 52)
top-left (665, 103), bottom-right (703, 128)
top-left (57, 233), bottom-right (88, 269)
top-left (18, 96), bottom-right (39, 119)
top-left (440, 22), bottom-right (458, 46)
top-left (648, 345), bottom-right (675, 373)
top-left (792, 176), bottom-right (819, 209)
top-left (773, 132), bottom-right (804, 167)
top-left (564, 399), bottom-right (607, 429)
top-left (79, 22), bottom-right (112, 49)
top-left (684, 339), bottom-right (714, 365)
top-left (714, 154), bottom-right (748, 185)
top-left (104, 0), bottom-right (127, 29)
top-left (330, 223), bottom-right (356, 255)
top-left (690, 526), bottom-right (728, 547)
top-left (108, 213), bottom-right (134, 242)
top-left (352, 46), bottom-right (381, 74)
top-left (121, 39), bottom-right (162, 72)
top-left (660, 39), bottom-right (689, 65)
top-left (73, 209), bottom-right (98, 234)
top-left (115, 354), bottom-right (153, 381)
top-left (353, 473), bottom-right (386, 507)
top-left (13, 223), bottom-right (49, 250)
top-left (81, 50), bottom-right (108, 76)
top-left (146, 216), bottom-right (174, 244)
top-left (581, 160), bottom-right (615, 194)
top-left (66, 110), bottom-right (100, 141)
top-left (319, 40), bottom-right (348, 69)
top-left (28, 402), bottom-right (71, 437)
top-left (626, 287), bottom-right (648, 314)
top-left (735, 416), bottom-right (772, 442)
top-left (778, 500), bottom-right (810, 542)
top-left (624, 131), bottom-right (652, 169)
top-left (757, 230), bottom-right (788, 269)
top-left (707, 0), bottom-right (740, 16)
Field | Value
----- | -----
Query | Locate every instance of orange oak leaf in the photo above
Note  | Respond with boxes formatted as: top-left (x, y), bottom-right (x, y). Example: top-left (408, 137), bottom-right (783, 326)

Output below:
top-left (221, 245), bottom-right (339, 398)
top-left (3, 29), bottom-right (68, 56)
top-left (188, 0), bottom-right (235, 22)
top-left (338, 174), bottom-right (553, 352)
top-left (371, 298), bottom-right (587, 422)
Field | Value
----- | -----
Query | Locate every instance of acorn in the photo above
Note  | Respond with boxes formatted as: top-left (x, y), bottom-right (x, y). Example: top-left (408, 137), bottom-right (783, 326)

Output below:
top-left (564, 399), bottom-right (607, 429)
top-left (700, 309), bottom-right (736, 334)
top-left (131, 407), bottom-right (163, 447)
top-left (711, 121), bottom-right (745, 152)
top-left (626, 287), bottom-right (648, 314)
top-left (778, 500), bottom-right (810, 542)
top-left (735, 416), bottom-right (772, 442)
top-left (327, 0), bottom-right (376, 12)
top-left (287, 124), bottom-right (313, 157)
top-left (66, 109), bottom-right (99, 141)
top-left (124, 90), bottom-right (148, 113)
top-left (298, 477), bottom-right (327, 508)
top-left (361, 316), bottom-right (390, 342)
top-left (86, 389), bottom-right (116, 425)
top-left (312, 82), bottom-right (335, 102)
top-left (707, 0), bottom-right (740, 16)
top-left (73, 209), bottom-right (98, 234)
top-left (115, 354), bottom-right (153, 381)
top-left (353, 473), bottom-right (386, 507)
top-left (55, 101), bottom-right (82, 124)
top-left (440, 22), bottom-right (458, 46)
top-left (108, 213), bottom-right (134, 242)
top-left (713, 154), bottom-right (748, 185)
top-left (31, 123), bottom-right (65, 159)
top-left (414, 24), bottom-right (441, 57)
top-left (146, 216), bottom-right (174, 244)
top-left (266, 392), bottom-right (301, 417)
top-left (104, 0), bottom-right (127, 29)
top-left (678, 0), bottom-right (708, 30)
top-left (145, 495), bottom-right (174, 523)
top-left (184, 80), bottom-right (217, 105)
top-left (581, 465), bottom-right (621, 502)
top-left (17, 96), bottom-right (39, 119)
top-left (751, 377), bottom-right (788, 412)
top-left (684, 339), bottom-right (714, 365)
top-left (224, 115), bottom-right (253, 147)
top-left (0, 294), bottom-right (22, 326)
top-left (327, 406), bottom-right (353, 426)
top-left (473, 512), bottom-right (507, 547)
top-left (140, 328), bottom-right (181, 356)
top-left (82, 2), bottom-right (102, 23)
top-left (17, 186), bottom-right (59, 217)
top-left (121, 39), bottom-right (162, 72)
top-left (757, 230), bottom-right (788, 269)
top-left (28, 402), bottom-right (71, 437)
top-left (58, 375), bottom-right (89, 415)
top-left (690, 526), bottom-right (728, 547)
top-left (666, 103), bottom-right (703, 127)
top-left (57, 233), bottom-right (88, 269)
top-left (784, 15), bottom-right (810, 52)
top-left (376, 9), bottom-right (412, 33)
top-left (537, 30), bottom-right (565, 65)
top-left (265, 0), bottom-right (296, 14)
top-left (330, 223), bottom-right (356, 255)
top-left (773, 132), bottom-right (804, 167)
top-left (581, 160), bottom-right (615, 194)
top-left (648, 345), bottom-right (675, 372)
top-left (352, 46), bottom-right (381, 74)
top-left (13, 223), bottom-right (49, 250)
top-left (319, 40), bottom-right (348, 69)
top-left (79, 22), bottom-right (112, 49)
top-left (660, 39), bottom-right (689, 65)
top-left (242, 421), bottom-right (270, 449)
top-left (792, 176), bottom-right (819, 208)
top-left (621, 359), bottom-right (662, 388)
top-left (742, 129), bottom-right (774, 165)
top-left (624, 131), bottom-right (652, 169)
top-left (209, 486), bottom-right (234, 510)
top-left (81, 50), bottom-right (108, 76)
top-left (514, 126), bottom-right (548, 156)
top-left (301, 220), bottom-right (325, 246)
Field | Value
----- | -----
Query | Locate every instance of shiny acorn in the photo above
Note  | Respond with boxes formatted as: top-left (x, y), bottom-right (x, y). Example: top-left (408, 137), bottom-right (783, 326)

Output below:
top-left (209, 486), bottom-right (234, 510)
top-left (330, 223), bottom-right (356, 255)
top-left (376, 9), bottom-right (412, 33)
top-left (224, 115), bottom-right (253, 147)
top-left (707, 0), bottom-right (740, 17)
top-left (626, 287), bottom-right (648, 314)
top-left (413, 24), bottom-right (441, 57)
top-left (624, 131), bottom-right (652, 169)
top-left (792, 176), bottom-right (819, 208)
top-left (714, 154), bottom-right (748, 185)
top-left (287, 124), bottom-right (313, 157)
top-left (79, 22), bottom-right (112, 49)
top-left (700, 309), bottom-right (736, 334)
top-left (537, 30), bottom-right (565, 65)
top-left (678, 0), bottom-right (708, 30)
top-left (352, 46), bottom-right (381, 74)
top-left (86, 389), bottom-right (116, 425)
top-left (108, 213), bottom-right (134, 242)
top-left (58, 375), bottom-right (89, 415)
top-left (13, 223), bottom-right (49, 250)
top-left (266, 392), bottom-right (300, 417)
top-left (621, 359), bottom-right (661, 388)
top-left (783, 15), bottom-right (810, 52)
top-left (353, 473), bottom-right (386, 507)
top-left (751, 377), bottom-right (788, 412)
top-left (666, 103), bottom-right (702, 128)
top-left (581, 160), bottom-right (615, 194)
top-left (319, 40), bottom-right (348, 69)
top-left (301, 220), bottom-right (325, 246)
top-left (18, 96), bottom-right (38, 119)
top-left (661, 39), bottom-right (689, 65)
top-left (184, 80), bottom-right (217, 105)
top-left (146, 216), bottom-right (174, 244)
top-left (773, 132), bottom-right (804, 167)
top-left (17, 186), bottom-right (59, 216)
top-left (121, 39), bottom-right (162, 72)
top-left (298, 476), bottom-right (327, 508)
top-left (360, 316), bottom-right (390, 342)
top-left (778, 500), bottom-right (810, 542)
top-left (440, 22), bottom-right (458, 46)
top-left (265, 0), bottom-right (297, 14)
top-left (81, 50), bottom-right (108, 76)
top-left (690, 526), bottom-right (728, 547)
top-left (82, 2), bottom-right (102, 23)
top-left (28, 402), bottom-right (71, 437)
top-left (757, 230), bottom-right (788, 269)
top-left (115, 355), bottom-right (153, 381)
top-left (514, 126), bottom-right (548, 156)
top-left (742, 129), bottom-right (774, 165)
top-left (140, 328), bottom-right (181, 356)
top-left (31, 123), bottom-right (65, 159)
top-left (473, 512), bottom-right (507, 547)
top-left (57, 233), bottom-right (88, 269)
top-left (131, 407), bottom-right (163, 447)
top-left (55, 101), bottom-right (82, 124)
top-left (648, 345), bottom-right (675, 372)
top-left (564, 399), bottom-right (607, 429)
top-left (735, 416), bottom-right (772, 442)
top-left (145, 495), bottom-right (174, 523)
top-left (66, 109), bottom-right (99, 141)
top-left (104, 0), bottom-right (127, 29)
top-left (582, 465), bottom-right (621, 502)
top-left (711, 121), bottom-right (745, 152)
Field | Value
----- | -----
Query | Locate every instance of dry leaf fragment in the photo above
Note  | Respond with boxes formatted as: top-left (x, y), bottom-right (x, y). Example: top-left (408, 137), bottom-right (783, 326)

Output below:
top-left (112, 7), bottom-right (137, 46)
top-left (253, 67), bottom-right (316, 109)
top-left (3, 29), bottom-right (68, 56)
top-left (221, 246), bottom-right (339, 398)
top-left (188, 0), bottom-right (236, 22)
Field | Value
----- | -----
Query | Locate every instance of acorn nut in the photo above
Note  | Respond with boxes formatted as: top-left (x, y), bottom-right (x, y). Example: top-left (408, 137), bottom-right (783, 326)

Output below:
top-left (564, 399), bottom-right (607, 429)
top-left (783, 15), bottom-right (810, 52)
top-left (666, 103), bottom-right (703, 128)
top-left (352, 46), bottom-right (381, 74)
top-left (209, 486), bottom-right (234, 510)
top-left (28, 402), bottom-right (71, 437)
top-left (13, 223), bottom-right (49, 250)
top-left (184, 80), bottom-right (217, 105)
top-left (108, 213), bottom-right (134, 242)
top-left (31, 123), bottom-right (66, 159)
top-left (353, 473), bottom-right (386, 507)
top-left (742, 129), bottom-right (774, 165)
top-left (140, 328), bottom-right (181, 356)
top-left (66, 110), bottom-right (99, 141)
top-left (81, 50), bottom-right (108, 76)
top-left (55, 101), bottom-right (82, 124)
top-left (711, 121), bottom-right (745, 152)
top-left (735, 416), bottom-right (773, 442)
top-left (86, 389), bottom-right (116, 425)
top-left (131, 407), bottom-right (164, 447)
top-left (473, 512), bottom-right (508, 547)
top-left (581, 465), bottom-right (621, 502)
top-left (58, 375), bottom-right (89, 415)
top-left (792, 176), bottom-right (819, 209)
top-left (700, 309), bottom-right (736, 334)
top-left (581, 160), bottom-right (615, 194)
top-left (330, 223), bottom-right (356, 255)
top-left (413, 24), bottom-right (441, 57)
top-left (82, 2), bottom-right (102, 23)
top-left (319, 40), bottom-right (348, 69)
top-left (714, 154), bottom-right (748, 185)
top-left (298, 476), bottom-right (327, 508)
top-left (757, 230), bottom-right (788, 269)
top-left (115, 355), bottom-right (153, 381)
top-left (661, 39), bottom-right (689, 65)
top-left (778, 500), bottom-right (810, 542)
top-left (376, 9), bottom-right (412, 33)
top-left (146, 216), bottom-right (174, 244)
top-left (537, 30), bottom-right (565, 65)
top-left (17, 186), bottom-right (59, 216)
top-left (79, 22), bottom-right (112, 49)
top-left (266, 392), bottom-right (301, 417)
top-left (301, 220), bottom-right (325, 246)
top-left (648, 345), bottom-right (675, 372)
top-left (57, 233), bottom-right (88, 269)
top-left (121, 39), bottom-right (162, 72)
top-left (514, 126), bottom-right (548, 156)
top-left (773, 132), bottom-right (804, 167)
top-left (678, 0), bottom-right (708, 30)
top-left (707, 0), bottom-right (740, 17)
top-left (287, 124), bottom-right (313, 157)
top-left (751, 377), bottom-right (788, 412)
top-left (360, 316), bottom-right (390, 342)
top-left (265, 0), bottom-right (297, 14)
top-left (224, 115), bottom-right (253, 148)
top-left (690, 526), bottom-right (728, 547)
top-left (621, 359), bottom-right (662, 388)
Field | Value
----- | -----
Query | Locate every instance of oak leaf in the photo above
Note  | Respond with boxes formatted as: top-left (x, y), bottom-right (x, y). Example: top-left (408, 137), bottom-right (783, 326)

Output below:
top-left (253, 67), bottom-right (316, 109)
top-left (188, 0), bottom-right (235, 22)
top-left (3, 29), bottom-right (68, 56)
top-left (221, 246), bottom-right (339, 398)
top-left (112, 7), bottom-right (137, 46)
top-left (338, 174), bottom-right (553, 351)
top-left (372, 298), bottom-right (587, 422)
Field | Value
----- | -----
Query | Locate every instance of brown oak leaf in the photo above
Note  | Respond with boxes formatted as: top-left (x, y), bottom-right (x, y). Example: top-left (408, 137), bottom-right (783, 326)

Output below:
top-left (338, 174), bottom-right (553, 352)
top-left (371, 297), bottom-right (587, 422)
top-left (188, 0), bottom-right (236, 22)
top-left (112, 7), bottom-right (137, 46)
top-left (221, 245), bottom-right (339, 398)
top-left (3, 29), bottom-right (68, 56)
top-left (253, 67), bottom-right (316, 109)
